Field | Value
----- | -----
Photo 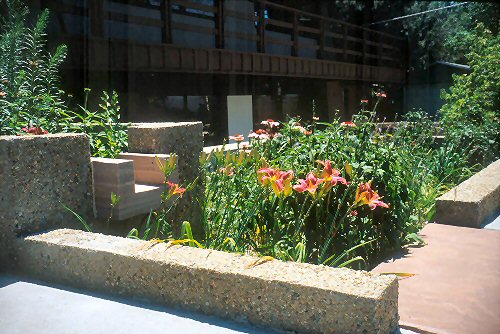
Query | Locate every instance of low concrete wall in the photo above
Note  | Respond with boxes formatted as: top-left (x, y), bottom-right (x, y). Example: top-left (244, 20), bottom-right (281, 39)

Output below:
top-left (0, 134), bottom-right (94, 269)
top-left (19, 229), bottom-right (399, 334)
top-left (435, 159), bottom-right (500, 228)
top-left (128, 122), bottom-right (204, 236)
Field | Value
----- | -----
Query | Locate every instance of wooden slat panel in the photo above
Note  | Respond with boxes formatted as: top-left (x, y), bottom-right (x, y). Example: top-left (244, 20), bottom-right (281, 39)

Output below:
top-left (265, 37), bottom-right (293, 46)
top-left (106, 11), bottom-right (163, 27)
top-left (150, 45), bottom-right (163, 68)
top-left (279, 58), bottom-right (287, 74)
top-left (252, 54), bottom-right (262, 73)
top-left (262, 56), bottom-right (270, 73)
top-left (171, 0), bottom-right (217, 13)
top-left (298, 26), bottom-right (320, 34)
top-left (172, 22), bottom-right (217, 35)
top-left (242, 54), bottom-right (252, 72)
top-left (324, 46), bottom-right (344, 54)
top-left (267, 18), bottom-right (293, 29)
top-left (60, 37), bottom-right (405, 83)
top-left (46, 1), bottom-right (86, 16)
top-left (224, 8), bottom-right (256, 21)
top-left (324, 31), bottom-right (343, 39)
top-left (232, 53), bottom-right (242, 72)
top-left (224, 30), bottom-right (259, 42)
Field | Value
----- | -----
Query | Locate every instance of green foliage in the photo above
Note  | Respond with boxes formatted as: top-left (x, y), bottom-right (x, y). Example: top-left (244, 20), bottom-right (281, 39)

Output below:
top-left (0, 0), bottom-right (67, 134)
top-left (199, 101), bottom-right (472, 269)
top-left (440, 25), bottom-right (500, 165)
top-left (61, 90), bottom-right (128, 158)
top-left (0, 1), bottom-right (128, 159)
top-left (403, 2), bottom-right (499, 67)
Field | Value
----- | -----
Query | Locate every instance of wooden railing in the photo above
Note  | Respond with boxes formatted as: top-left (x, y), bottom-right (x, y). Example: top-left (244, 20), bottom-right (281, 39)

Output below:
top-left (44, 0), bottom-right (406, 68)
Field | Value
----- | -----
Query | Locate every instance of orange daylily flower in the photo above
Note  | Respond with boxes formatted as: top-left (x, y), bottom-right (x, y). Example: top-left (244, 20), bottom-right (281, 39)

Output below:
top-left (20, 126), bottom-right (48, 135)
top-left (257, 167), bottom-right (294, 197)
top-left (316, 160), bottom-right (348, 186)
top-left (167, 181), bottom-right (186, 197)
top-left (293, 172), bottom-right (324, 195)
top-left (354, 181), bottom-right (389, 210)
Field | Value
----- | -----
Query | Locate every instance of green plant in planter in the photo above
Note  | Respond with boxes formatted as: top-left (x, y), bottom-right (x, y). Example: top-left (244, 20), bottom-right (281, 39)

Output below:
top-left (199, 91), bottom-right (474, 269)
top-left (0, 0), bottom-right (67, 134)
top-left (60, 89), bottom-right (128, 158)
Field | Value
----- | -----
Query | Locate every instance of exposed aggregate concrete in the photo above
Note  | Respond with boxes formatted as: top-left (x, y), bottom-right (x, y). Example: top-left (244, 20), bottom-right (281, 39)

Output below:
top-left (435, 159), bottom-right (500, 227)
top-left (128, 122), bottom-right (204, 237)
top-left (20, 229), bottom-right (399, 334)
top-left (0, 134), bottom-right (94, 268)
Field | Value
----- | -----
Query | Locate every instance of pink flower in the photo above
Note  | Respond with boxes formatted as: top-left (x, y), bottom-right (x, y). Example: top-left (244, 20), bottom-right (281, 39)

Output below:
top-left (361, 99), bottom-right (369, 104)
top-left (260, 119), bottom-right (280, 128)
top-left (351, 210), bottom-right (358, 216)
top-left (313, 116), bottom-right (320, 121)
top-left (316, 160), bottom-right (348, 186)
top-left (229, 134), bottom-right (245, 142)
top-left (376, 92), bottom-right (387, 98)
top-left (257, 167), bottom-right (294, 197)
top-left (293, 172), bottom-right (324, 195)
top-left (249, 129), bottom-right (270, 140)
top-left (340, 121), bottom-right (356, 128)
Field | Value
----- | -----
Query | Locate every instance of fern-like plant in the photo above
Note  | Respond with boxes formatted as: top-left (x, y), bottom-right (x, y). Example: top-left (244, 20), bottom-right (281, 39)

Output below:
top-left (0, 0), bottom-right (67, 134)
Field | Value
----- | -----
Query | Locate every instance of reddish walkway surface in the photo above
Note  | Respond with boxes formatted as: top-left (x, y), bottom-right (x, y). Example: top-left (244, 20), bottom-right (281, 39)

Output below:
top-left (372, 223), bottom-right (500, 334)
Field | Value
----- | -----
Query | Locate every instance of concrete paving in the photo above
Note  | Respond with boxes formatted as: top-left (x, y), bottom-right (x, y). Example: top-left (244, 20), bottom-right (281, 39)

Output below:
top-left (0, 274), bottom-right (276, 334)
top-left (482, 214), bottom-right (500, 230)
top-left (0, 274), bottom-right (418, 334)
top-left (372, 223), bottom-right (500, 334)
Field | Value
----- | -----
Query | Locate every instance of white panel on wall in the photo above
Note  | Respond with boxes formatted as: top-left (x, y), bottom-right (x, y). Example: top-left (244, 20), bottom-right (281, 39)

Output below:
top-left (227, 95), bottom-right (253, 142)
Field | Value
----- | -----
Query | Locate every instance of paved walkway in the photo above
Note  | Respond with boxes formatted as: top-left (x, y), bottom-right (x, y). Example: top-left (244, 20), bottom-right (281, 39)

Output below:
top-left (0, 274), bottom-right (417, 334)
top-left (373, 222), bottom-right (500, 334)
top-left (0, 275), bottom-right (275, 334)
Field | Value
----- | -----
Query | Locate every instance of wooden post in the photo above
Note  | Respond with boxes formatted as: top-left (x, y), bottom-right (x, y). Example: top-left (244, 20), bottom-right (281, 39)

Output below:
top-left (292, 12), bottom-right (299, 57)
top-left (215, 0), bottom-right (224, 49)
top-left (90, 0), bottom-right (104, 37)
top-left (258, 0), bottom-right (266, 53)
top-left (160, 0), bottom-right (172, 44)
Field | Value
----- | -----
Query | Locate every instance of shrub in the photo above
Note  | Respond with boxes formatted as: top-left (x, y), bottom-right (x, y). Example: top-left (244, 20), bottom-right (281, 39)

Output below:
top-left (440, 25), bottom-right (500, 165)
top-left (61, 89), bottom-right (128, 158)
top-left (0, 2), bottom-right (128, 158)
top-left (199, 96), bottom-right (472, 269)
top-left (0, 0), bottom-right (67, 134)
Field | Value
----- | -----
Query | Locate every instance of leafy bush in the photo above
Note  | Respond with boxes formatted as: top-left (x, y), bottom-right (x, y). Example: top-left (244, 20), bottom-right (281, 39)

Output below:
top-left (0, 0), bottom-right (67, 134)
top-left (61, 89), bottom-right (128, 158)
top-left (0, 1), bottom-right (127, 158)
top-left (440, 25), bottom-right (500, 165)
top-left (199, 97), bottom-right (472, 269)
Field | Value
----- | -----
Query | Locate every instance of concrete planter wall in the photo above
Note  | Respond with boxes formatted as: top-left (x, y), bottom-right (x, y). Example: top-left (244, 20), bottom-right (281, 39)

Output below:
top-left (0, 133), bottom-right (94, 268)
